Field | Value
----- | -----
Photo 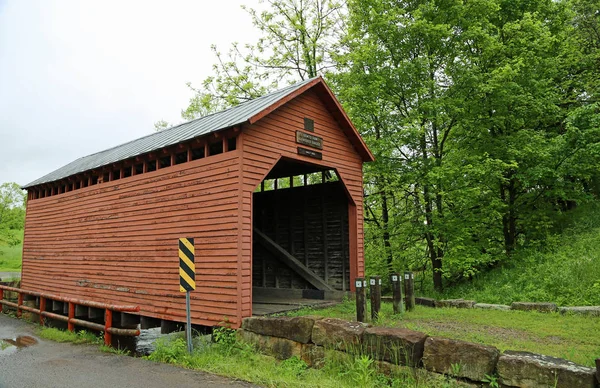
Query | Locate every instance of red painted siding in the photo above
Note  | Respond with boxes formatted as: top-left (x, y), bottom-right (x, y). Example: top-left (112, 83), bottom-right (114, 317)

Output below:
top-left (22, 151), bottom-right (243, 327)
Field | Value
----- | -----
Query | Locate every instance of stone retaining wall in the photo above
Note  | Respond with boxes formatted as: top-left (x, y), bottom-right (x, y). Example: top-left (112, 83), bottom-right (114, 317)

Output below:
top-left (238, 316), bottom-right (599, 388)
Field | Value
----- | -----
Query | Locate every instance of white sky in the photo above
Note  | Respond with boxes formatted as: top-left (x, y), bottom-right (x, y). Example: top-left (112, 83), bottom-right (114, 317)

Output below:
top-left (0, 0), bottom-right (260, 186)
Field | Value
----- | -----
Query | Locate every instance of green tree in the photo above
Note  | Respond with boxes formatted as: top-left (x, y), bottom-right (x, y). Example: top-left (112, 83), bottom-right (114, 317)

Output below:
top-left (179, 0), bottom-right (345, 120)
top-left (0, 182), bottom-right (26, 246)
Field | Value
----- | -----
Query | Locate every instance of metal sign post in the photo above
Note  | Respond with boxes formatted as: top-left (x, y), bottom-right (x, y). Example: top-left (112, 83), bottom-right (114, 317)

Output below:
top-left (179, 237), bottom-right (196, 354)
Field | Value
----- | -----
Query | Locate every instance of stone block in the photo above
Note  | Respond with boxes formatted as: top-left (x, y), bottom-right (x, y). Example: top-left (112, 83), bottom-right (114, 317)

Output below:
top-left (300, 344), bottom-right (325, 368)
top-left (435, 299), bottom-right (476, 309)
top-left (241, 316), bottom-right (315, 344)
top-left (311, 318), bottom-right (368, 352)
top-left (474, 303), bottom-right (511, 311)
top-left (362, 326), bottom-right (428, 366)
top-left (558, 306), bottom-right (600, 317)
top-left (422, 337), bottom-right (499, 382)
top-left (415, 297), bottom-right (437, 307)
top-left (510, 302), bottom-right (557, 313)
top-left (237, 329), bottom-right (302, 360)
top-left (497, 351), bottom-right (596, 388)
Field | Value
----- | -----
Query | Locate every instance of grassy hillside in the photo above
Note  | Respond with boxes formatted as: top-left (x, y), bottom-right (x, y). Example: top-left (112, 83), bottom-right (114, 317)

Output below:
top-left (0, 229), bottom-right (23, 272)
top-left (424, 205), bottom-right (600, 306)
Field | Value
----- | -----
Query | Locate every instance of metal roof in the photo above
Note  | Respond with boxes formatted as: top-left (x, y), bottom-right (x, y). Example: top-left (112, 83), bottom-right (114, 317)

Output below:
top-left (23, 77), bottom-right (317, 189)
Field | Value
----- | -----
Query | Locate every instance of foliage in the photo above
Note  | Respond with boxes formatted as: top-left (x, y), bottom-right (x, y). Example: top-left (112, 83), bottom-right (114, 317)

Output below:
top-left (421, 203), bottom-right (600, 306)
top-left (334, 0), bottom-right (600, 291)
top-left (286, 300), bottom-right (600, 367)
top-left (212, 326), bottom-right (237, 347)
top-left (0, 229), bottom-right (23, 272)
top-left (0, 182), bottom-right (26, 249)
top-left (38, 328), bottom-right (101, 345)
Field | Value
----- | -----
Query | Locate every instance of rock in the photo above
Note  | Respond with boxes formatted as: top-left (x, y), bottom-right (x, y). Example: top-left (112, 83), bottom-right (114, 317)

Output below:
top-left (300, 344), bottom-right (325, 368)
top-left (311, 318), bottom-right (369, 352)
top-left (435, 299), bottom-right (476, 309)
top-left (237, 329), bottom-right (302, 360)
top-left (241, 316), bottom-right (315, 343)
top-left (474, 303), bottom-right (511, 311)
top-left (415, 297), bottom-right (437, 307)
top-left (558, 306), bottom-right (600, 317)
top-left (422, 337), bottom-right (499, 382)
top-left (510, 302), bottom-right (557, 313)
top-left (362, 326), bottom-right (428, 366)
top-left (497, 351), bottom-right (597, 388)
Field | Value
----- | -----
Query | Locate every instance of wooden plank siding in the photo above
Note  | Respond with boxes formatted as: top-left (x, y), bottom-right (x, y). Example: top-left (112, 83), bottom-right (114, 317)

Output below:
top-left (21, 151), bottom-right (243, 327)
top-left (239, 88), bottom-right (365, 318)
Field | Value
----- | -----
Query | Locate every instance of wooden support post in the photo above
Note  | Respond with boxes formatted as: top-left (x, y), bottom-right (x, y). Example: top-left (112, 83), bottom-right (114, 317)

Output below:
top-left (39, 297), bottom-right (46, 325)
top-left (391, 273), bottom-right (402, 314)
top-left (595, 359), bottom-right (599, 383)
top-left (187, 145), bottom-right (192, 162)
top-left (355, 277), bottom-right (365, 322)
top-left (68, 302), bottom-right (75, 331)
top-left (105, 309), bottom-right (112, 346)
top-left (404, 271), bottom-right (415, 312)
top-left (204, 142), bottom-right (209, 157)
top-left (17, 293), bottom-right (23, 318)
top-left (370, 276), bottom-right (381, 321)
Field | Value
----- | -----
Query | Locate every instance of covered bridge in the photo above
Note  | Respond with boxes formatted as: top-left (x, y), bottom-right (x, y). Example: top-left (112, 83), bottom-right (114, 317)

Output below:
top-left (21, 77), bottom-right (374, 329)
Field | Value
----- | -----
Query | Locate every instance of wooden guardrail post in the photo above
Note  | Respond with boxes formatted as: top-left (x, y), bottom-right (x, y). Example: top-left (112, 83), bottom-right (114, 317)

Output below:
top-left (17, 293), bottom-right (23, 318)
top-left (67, 302), bottom-right (75, 331)
top-left (355, 277), bottom-right (365, 322)
top-left (404, 271), bottom-right (415, 312)
top-left (105, 309), bottom-right (113, 346)
top-left (39, 297), bottom-right (46, 326)
top-left (391, 273), bottom-right (402, 314)
top-left (370, 276), bottom-right (381, 321)
top-left (595, 358), bottom-right (599, 383)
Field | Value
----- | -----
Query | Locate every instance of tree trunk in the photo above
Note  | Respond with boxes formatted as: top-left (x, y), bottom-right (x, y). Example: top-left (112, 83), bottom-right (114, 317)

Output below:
top-left (500, 174), bottom-right (517, 255)
top-left (381, 189), bottom-right (394, 270)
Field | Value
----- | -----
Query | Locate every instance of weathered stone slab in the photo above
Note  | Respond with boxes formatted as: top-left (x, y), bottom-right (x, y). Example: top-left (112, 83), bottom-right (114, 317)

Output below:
top-left (311, 318), bottom-right (369, 352)
top-left (498, 351), bottom-right (596, 388)
top-left (241, 316), bottom-right (315, 343)
top-left (474, 303), bottom-right (511, 311)
top-left (300, 344), bottom-right (325, 368)
top-left (510, 302), bottom-right (557, 313)
top-left (415, 297), bottom-right (437, 307)
top-left (435, 299), bottom-right (476, 309)
top-left (558, 306), bottom-right (600, 317)
top-left (237, 329), bottom-right (302, 360)
top-left (363, 326), bottom-right (428, 366)
top-left (422, 337), bottom-right (499, 381)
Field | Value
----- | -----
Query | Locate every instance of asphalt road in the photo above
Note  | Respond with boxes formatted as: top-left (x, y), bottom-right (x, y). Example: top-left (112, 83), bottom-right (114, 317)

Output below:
top-left (0, 314), bottom-right (257, 388)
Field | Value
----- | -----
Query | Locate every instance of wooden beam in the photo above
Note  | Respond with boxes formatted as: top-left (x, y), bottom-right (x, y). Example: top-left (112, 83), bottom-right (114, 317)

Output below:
top-left (253, 227), bottom-right (333, 291)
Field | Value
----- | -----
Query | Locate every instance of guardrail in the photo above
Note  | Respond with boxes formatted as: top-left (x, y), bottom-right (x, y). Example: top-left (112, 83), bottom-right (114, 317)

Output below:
top-left (0, 285), bottom-right (140, 346)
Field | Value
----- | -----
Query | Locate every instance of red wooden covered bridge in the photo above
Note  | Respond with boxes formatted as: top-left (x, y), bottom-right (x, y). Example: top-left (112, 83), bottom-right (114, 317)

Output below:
top-left (21, 77), bottom-right (374, 329)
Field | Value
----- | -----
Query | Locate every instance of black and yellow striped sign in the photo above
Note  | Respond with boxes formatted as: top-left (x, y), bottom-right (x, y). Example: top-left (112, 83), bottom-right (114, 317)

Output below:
top-left (179, 238), bottom-right (195, 292)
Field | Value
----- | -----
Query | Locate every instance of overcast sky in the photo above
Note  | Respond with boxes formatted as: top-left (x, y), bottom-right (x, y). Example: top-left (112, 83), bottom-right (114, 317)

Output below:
top-left (0, 0), bottom-right (259, 186)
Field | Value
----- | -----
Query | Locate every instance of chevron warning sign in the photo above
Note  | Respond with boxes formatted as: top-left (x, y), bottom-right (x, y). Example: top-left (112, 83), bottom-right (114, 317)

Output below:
top-left (179, 238), bottom-right (195, 292)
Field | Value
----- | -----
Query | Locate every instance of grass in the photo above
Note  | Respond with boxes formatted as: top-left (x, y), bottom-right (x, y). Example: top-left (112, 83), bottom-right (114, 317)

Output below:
top-left (37, 327), bottom-right (101, 345)
top-left (285, 299), bottom-right (600, 367)
top-left (0, 229), bottom-right (23, 272)
top-left (418, 204), bottom-right (600, 307)
top-left (146, 333), bottom-right (467, 388)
